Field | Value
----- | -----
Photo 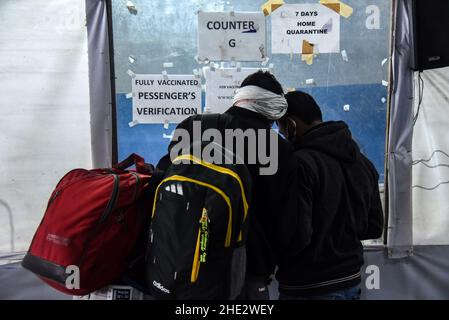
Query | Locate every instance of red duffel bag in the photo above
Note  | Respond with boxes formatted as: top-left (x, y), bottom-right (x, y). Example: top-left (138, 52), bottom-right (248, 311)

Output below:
top-left (22, 154), bottom-right (153, 296)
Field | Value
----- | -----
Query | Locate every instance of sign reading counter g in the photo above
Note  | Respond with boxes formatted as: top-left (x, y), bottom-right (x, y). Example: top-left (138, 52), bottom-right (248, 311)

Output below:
top-left (198, 11), bottom-right (266, 62)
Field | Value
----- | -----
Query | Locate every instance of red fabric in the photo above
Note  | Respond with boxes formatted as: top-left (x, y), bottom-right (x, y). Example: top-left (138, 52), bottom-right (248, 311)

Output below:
top-left (27, 166), bottom-right (152, 295)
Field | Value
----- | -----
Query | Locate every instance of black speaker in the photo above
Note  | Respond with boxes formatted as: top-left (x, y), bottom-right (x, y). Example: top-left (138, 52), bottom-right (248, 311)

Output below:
top-left (412, 0), bottom-right (449, 71)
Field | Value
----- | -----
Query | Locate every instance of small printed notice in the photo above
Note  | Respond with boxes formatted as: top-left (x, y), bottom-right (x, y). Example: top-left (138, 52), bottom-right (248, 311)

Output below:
top-left (204, 67), bottom-right (268, 114)
top-left (271, 3), bottom-right (340, 54)
top-left (131, 74), bottom-right (202, 124)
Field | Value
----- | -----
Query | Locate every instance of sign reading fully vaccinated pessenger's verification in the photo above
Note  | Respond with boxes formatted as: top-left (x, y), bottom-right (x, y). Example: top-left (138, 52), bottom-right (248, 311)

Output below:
top-left (131, 74), bottom-right (202, 124)
top-left (198, 11), bottom-right (266, 61)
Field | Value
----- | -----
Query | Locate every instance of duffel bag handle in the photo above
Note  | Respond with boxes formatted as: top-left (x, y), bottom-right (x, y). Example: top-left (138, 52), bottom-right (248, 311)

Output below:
top-left (114, 153), bottom-right (153, 175)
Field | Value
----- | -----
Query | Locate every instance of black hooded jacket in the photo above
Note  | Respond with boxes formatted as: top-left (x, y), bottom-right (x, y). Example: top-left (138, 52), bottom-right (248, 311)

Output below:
top-left (276, 121), bottom-right (384, 296)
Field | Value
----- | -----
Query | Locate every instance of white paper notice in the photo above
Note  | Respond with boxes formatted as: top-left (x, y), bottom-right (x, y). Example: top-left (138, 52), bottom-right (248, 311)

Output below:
top-left (131, 74), bottom-right (202, 124)
top-left (204, 67), bottom-right (268, 114)
top-left (271, 4), bottom-right (340, 54)
top-left (198, 11), bottom-right (267, 61)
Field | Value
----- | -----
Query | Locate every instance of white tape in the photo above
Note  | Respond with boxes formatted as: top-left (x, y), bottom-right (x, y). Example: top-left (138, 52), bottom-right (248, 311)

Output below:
top-left (127, 69), bottom-right (136, 78)
top-left (126, 1), bottom-right (135, 9)
top-left (204, 107), bottom-right (212, 114)
top-left (268, 63), bottom-right (274, 73)
top-left (163, 119), bottom-right (170, 129)
top-left (162, 70), bottom-right (168, 79)
top-left (128, 120), bottom-right (139, 128)
top-left (305, 78), bottom-right (315, 85)
top-left (381, 97), bottom-right (387, 104)
top-left (163, 62), bottom-right (174, 68)
top-left (125, 92), bottom-right (134, 99)
top-left (128, 55), bottom-right (136, 64)
top-left (341, 50), bottom-right (349, 62)
top-left (261, 57), bottom-right (270, 66)
top-left (343, 104), bottom-right (350, 112)
top-left (126, 1), bottom-right (137, 14)
top-left (382, 80), bottom-right (389, 87)
top-left (236, 62), bottom-right (242, 72)
top-left (381, 58), bottom-right (388, 66)
top-left (163, 133), bottom-right (173, 140)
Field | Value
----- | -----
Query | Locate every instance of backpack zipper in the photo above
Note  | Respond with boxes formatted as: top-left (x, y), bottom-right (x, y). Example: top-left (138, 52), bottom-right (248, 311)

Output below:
top-left (191, 208), bottom-right (210, 283)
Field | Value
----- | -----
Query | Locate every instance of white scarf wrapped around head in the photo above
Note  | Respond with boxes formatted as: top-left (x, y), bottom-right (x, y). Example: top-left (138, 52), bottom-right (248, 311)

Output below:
top-left (233, 85), bottom-right (288, 120)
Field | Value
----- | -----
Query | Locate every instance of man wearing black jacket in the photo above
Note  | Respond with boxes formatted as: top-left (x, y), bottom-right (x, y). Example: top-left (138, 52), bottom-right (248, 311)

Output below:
top-left (276, 91), bottom-right (384, 300)
top-left (157, 71), bottom-right (296, 299)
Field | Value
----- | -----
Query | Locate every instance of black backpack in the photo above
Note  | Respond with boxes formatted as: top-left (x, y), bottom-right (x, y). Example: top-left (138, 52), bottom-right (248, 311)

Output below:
top-left (146, 114), bottom-right (252, 299)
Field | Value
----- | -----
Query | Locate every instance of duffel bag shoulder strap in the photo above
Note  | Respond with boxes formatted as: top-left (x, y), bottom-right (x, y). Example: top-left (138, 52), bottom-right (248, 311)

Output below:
top-left (114, 153), bottom-right (154, 175)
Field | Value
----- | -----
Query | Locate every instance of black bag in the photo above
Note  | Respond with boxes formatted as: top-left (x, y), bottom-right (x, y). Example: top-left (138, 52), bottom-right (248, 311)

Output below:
top-left (146, 114), bottom-right (252, 299)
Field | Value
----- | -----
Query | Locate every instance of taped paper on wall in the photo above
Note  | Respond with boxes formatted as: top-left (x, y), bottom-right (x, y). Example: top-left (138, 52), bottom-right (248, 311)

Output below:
top-left (261, 0), bottom-right (284, 16)
top-left (126, 1), bottom-right (137, 15)
top-left (127, 69), bottom-right (136, 78)
top-left (305, 78), bottom-right (316, 85)
top-left (163, 62), bottom-right (174, 68)
top-left (341, 49), bottom-right (349, 62)
top-left (128, 120), bottom-right (139, 128)
top-left (131, 74), bottom-right (202, 124)
top-left (302, 54), bottom-right (314, 65)
top-left (197, 11), bottom-right (266, 61)
top-left (319, 0), bottom-right (353, 19)
top-left (271, 4), bottom-right (340, 54)
top-left (204, 67), bottom-right (268, 114)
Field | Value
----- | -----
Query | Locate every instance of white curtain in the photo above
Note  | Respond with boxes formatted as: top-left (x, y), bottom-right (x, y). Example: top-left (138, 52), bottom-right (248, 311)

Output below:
top-left (0, 0), bottom-right (91, 254)
top-left (412, 67), bottom-right (449, 245)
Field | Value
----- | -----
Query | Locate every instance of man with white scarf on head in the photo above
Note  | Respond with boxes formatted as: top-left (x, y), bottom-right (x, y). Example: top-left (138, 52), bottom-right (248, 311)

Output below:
top-left (157, 71), bottom-right (297, 300)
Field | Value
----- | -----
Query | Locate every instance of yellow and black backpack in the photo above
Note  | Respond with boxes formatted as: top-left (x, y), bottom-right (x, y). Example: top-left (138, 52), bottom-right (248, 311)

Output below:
top-left (146, 114), bottom-right (252, 300)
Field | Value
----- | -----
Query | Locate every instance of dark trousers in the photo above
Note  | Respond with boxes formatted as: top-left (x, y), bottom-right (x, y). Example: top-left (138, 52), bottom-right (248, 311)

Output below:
top-left (279, 285), bottom-right (362, 300)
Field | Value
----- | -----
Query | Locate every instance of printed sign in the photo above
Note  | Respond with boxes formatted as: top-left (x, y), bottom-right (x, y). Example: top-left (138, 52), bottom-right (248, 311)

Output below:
top-left (271, 3), bottom-right (340, 54)
top-left (131, 74), bottom-right (202, 124)
top-left (198, 11), bottom-right (267, 61)
top-left (204, 67), bottom-right (268, 113)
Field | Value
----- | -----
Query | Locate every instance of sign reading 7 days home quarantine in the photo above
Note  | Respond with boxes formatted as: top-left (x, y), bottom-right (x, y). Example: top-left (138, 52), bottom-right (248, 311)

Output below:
top-left (271, 4), bottom-right (340, 54)
top-left (198, 11), bottom-right (266, 61)
top-left (132, 74), bottom-right (202, 124)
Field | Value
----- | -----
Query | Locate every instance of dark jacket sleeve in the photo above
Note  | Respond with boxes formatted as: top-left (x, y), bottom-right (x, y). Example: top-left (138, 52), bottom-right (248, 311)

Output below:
top-left (277, 154), bottom-right (314, 259)
top-left (361, 165), bottom-right (384, 240)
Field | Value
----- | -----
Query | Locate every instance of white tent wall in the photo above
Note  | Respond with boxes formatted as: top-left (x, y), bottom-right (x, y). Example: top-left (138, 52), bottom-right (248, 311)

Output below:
top-left (412, 68), bottom-right (449, 245)
top-left (0, 0), bottom-right (92, 254)
top-left (2, 0), bottom-right (449, 300)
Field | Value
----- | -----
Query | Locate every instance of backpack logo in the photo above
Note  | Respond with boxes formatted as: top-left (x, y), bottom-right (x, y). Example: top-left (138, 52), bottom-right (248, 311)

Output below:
top-left (165, 183), bottom-right (183, 195)
top-left (153, 280), bottom-right (170, 294)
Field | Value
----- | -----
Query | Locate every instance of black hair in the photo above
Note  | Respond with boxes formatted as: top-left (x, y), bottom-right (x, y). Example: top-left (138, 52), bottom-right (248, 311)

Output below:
top-left (240, 70), bottom-right (284, 95)
top-left (284, 91), bottom-right (323, 125)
